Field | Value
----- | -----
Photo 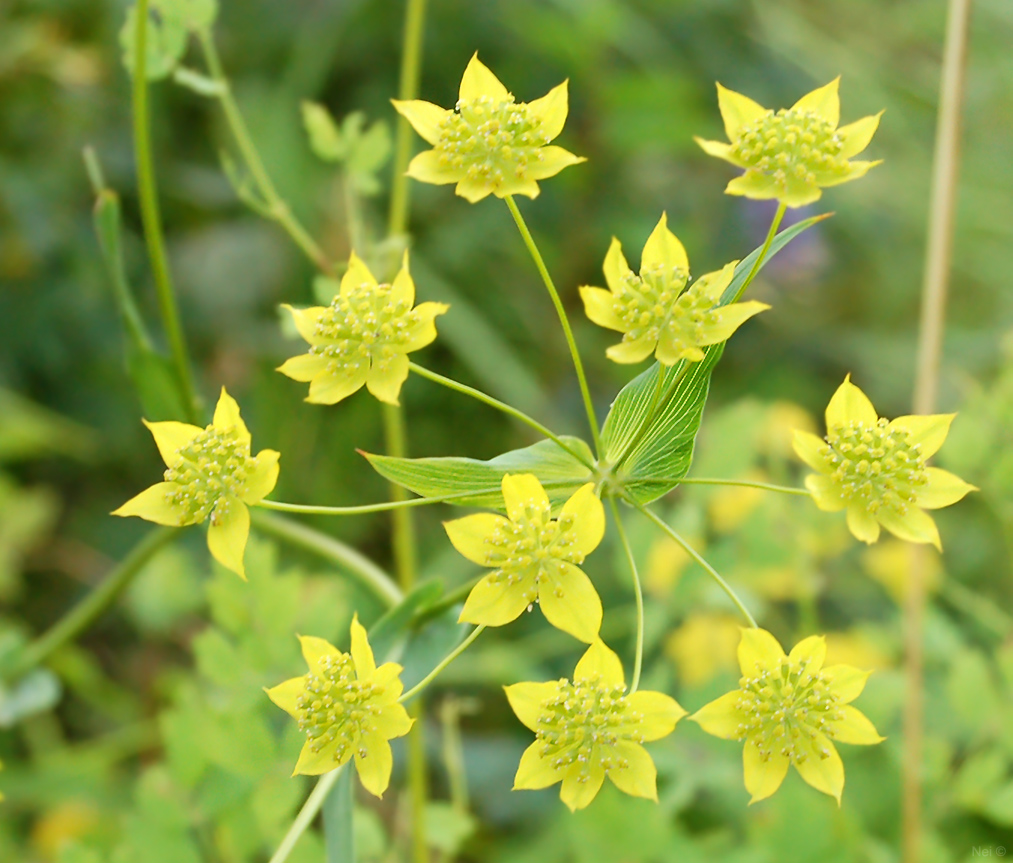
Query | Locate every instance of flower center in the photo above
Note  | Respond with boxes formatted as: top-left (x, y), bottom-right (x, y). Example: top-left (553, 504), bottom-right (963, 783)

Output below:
top-left (735, 659), bottom-right (844, 764)
top-left (823, 418), bottom-right (928, 515)
top-left (310, 282), bottom-right (421, 376)
top-left (296, 653), bottom-right (381, 764)
top-left (535, 676), bottom-right (639, 780)
top-left (163, 426), bottom-right (254, 523)
top-left (436, 95), bottom-right (550, 186)
top-left (732, 108), bottom-right (847, 186)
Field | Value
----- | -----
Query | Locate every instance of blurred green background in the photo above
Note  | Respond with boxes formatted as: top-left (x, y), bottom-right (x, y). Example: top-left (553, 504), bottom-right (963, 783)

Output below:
top-left (1, 0), bottom-right (1012, 861)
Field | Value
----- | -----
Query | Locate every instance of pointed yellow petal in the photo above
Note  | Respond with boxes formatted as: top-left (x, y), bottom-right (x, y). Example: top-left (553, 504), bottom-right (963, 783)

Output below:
top-left (350, 614), bottom-right (376, 678)
top-left (524, 146), bottom-right (586, 182)
top-left (278, 353), bottom-right (329, 383)
top-left (306, 363), bottom-right (369, 405)
top-left (504, 681), bottom-right (558, 732)
top-left (778, 176), bottom-right (823, 209)
top-left (793, 430), bottom-right (829, 471)
top-left (143, 419), bottom-right (203, 466)
top-left (459, 571), bottom-right (532, 628)
top-left (694, 136), bottom-right (744, 165)
top-left (574, 639), bottom-right (625, 688)
top-left (112, 482), bottom-right (188, 525)
top-left (837, 111), bottom-right (883, 159)
top-left (690, 690), bottom-right (743, 740)
top-left (738, 627), bottom-right (784, 676)
top-left (213, 388), bottom-right (250, 442)
top-left (354, 734), bottom-right (393, 798)
top-left (603, 237), bottom-right (633, 293)
top-left (299, 634), bottom-right (339, 670)
top-left (791, 77), bottom-right (840, 127)
top-left (888, 413), bottom-right (955, 459)
top-left (513, 740), bottom-right (564, 790)
top-left (493, 177), bottom-right (541, 199)
top-left (242, 449), bottom-right (280, 504)
top-left (401, 301), bottom-right (449, 352)
top-left (806, 474), bottom-right (848, 512)
top-left (916, 468), bottom-right (976, 509)
top-left (826, 374), bottom-right (877, 430)
top-left (726, 172), bottom-right (780, 200)
top-left (207, 498), bottom-right (250, 578)
top-left (606, 335), bottom-right (656, 364)
top-left (702, 301), bottom-right (769, 345)
top-left (693, 261), bottom-right (736, 303)
top-left (878, 507), bottom-right (941, 550)
top-left (846, 505), bottom-right (881, 544)
top-left (793, 734), bottom-right (844, 803)
top-left (501, 473), bottom-right (550, 523)
top-left (390, 251), bottom-right (415, 307)
top-left (374, 702), bottom-right (414, 738)
top-left (559, 483), bottom-right (605, 558)
top-left (365, 353), bottom-right (410, 406)
top-left (372, 662), bottom-right (405, 699)
top-left (833, 705), bottom-right (884, 745)
top-left (640, 212), bottom-right (689, 273)
top-left (625, 691), bottom-right (686, 741)
top-left (607, 741), bottom-right (657, 801)
top-left (283, 304), bottom-right (328, 344)
top-left (580, 286), bottom-right (624, 331)
top-left (744, 743), bottom-right (789, 804)
top-left (444, 513), bottom-right (511, 566)
top-left (454, 177), bottom-right (495, 203)
top-left (559, 762), bottom-right (605, 811)
top-left (459, 53), bottom-right (509, 103)
top-left (655, 331), bottom-right (702, 367)
top-left (526, 79), bottom-right (569, 141)
top-left (539, 561), bottom-right (603, 643)
top-left (340, 251), bottom-right (377, 300)
top-left (788, 635), bottom-right (827, 673)
top-left (293, 739), bottom-right (345, 776)
top-left (391, 99), bottom-right (451, 146)
top-left (405, 149), bottom-right (459, 185)
top-left (716, 82), bottom-right (768, 141)
top-left (821, 664), bottom-right (871, 703)
top-left (816, 159), bottom-right (881, 187)
top-left (265, 675), bottom-right (305, 718)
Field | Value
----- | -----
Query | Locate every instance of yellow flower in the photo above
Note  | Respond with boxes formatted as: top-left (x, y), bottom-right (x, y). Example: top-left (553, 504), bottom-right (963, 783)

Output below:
top-left (113, 388), bottom-right (279, 579)
top-left (579, 213), bottom-right (768, 365)
top-left (665, 613), bottom-right (741, 687)
top-left (793, 375), bottom-right (976, 549)
top-left (444, 473), bottom-right (604, 643)
top-left (392, 53), bottom-right (585, 202)
top-left (696, 78), bottom-right (883, 208)
top-left (278, 251), bottom-right (447, 406)
top-left (265, 615), bottom-right (413, 797)
top-left (692, 628), bottom-right (884, 804)
top-left (505, 639), bottom-right (685, 811)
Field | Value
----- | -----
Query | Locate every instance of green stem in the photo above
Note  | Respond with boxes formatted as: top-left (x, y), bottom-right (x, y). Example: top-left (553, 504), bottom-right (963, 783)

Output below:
top-left (7, 527), bottom-right (179, 679)
top-left (132, 0), bottom-right (200, 423)
top-left (732, 202), bottom-right (786, 304)
top-left (268, 767), bottom-right (345, 863)
top-left (196, 30), bottom-right (334, 275)
top-left (250, 510), bottom-right (402, 607)
top-left (399, 625), bottom-right (485, 704)
top-left (504, 195), bottom-right (602, 457)
top-left (383, 404), bottom-right (419, 592)
top-left (666, 477), bottom-right (811, 496)
top-left (635, 503), bottom-right (757, 627)
top-left (257, 489), bottom-right (497, 516)
top-left (409, 363), bottom-right (594, 469)
top-left (608, 498), bottom-right (644, 692)
top-left (412, 575), bottom-right (482, 626)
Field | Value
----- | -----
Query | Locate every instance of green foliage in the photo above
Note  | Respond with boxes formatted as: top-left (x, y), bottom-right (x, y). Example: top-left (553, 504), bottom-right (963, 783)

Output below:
top-left (302, 105), bottom-right (392, 195)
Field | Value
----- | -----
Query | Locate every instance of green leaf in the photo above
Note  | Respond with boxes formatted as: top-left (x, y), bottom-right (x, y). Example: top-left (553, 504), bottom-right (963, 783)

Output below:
top-left (324, 767), bottom-right (354, 863)
top-left (302, 102), bottom-right (346, 162)
top-left (367, 581), bottom-right (444, 662)
top-left (364, 436), bottom-right (596, 512)
top-left (0, 668), bottom-right (62, 727)
top-left (601, 214), bottom-right (828, 505)
top-left (425, 803), bottom-right (476, 855)
top-left (120, 5), bottom-right (189, 81)
top-left (164, 0), bottom-right (218, 30)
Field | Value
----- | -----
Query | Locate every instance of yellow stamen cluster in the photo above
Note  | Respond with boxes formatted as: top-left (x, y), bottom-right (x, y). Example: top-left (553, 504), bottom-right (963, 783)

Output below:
top-left (436, 95), bottom-right (550, 185)
top-left (163, 426), bottom-right (254, 524)
top-left (822, 418), bottom-right (928, 515)
top-left (732, 108), bottom-right (847, 187)
top-left (735, 658), bottom-right (845, 765)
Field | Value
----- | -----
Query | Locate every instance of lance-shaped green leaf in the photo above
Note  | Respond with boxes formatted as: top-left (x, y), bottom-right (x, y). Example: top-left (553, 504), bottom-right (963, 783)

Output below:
top-left (364, 437), bottom-right (596, 513)
top-left (602, 214), bottom-right (828, 505)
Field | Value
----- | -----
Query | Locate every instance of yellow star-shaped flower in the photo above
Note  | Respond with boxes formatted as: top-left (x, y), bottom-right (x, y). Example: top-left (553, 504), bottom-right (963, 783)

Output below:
top-left (278, 251), bottom-right (447, 406)
top-left (392, 53), bottom-right (585, 202)
top-left (793, 375), bottom-right (976, 549)
top-left (692, 628), bottom-right (884, 804)
top-left (505, 639), bottom-right (686, 811)
top-left (266, 616), bottom-right (413, 797)
top-left (579, 213), bottom-right (768, 364)
top-left (444, 473), bottom-right (604, 643)
top-left (112, 388), bottom-right (279, 579)
top-left (696, 78), bottom-right (883, 208)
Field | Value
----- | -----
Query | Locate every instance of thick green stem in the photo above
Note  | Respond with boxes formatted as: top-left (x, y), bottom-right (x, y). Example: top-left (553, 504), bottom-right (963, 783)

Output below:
top-left (635, 503), bottom-right (757, 627)
top-left (409, 363), bottom-right (594, 469)
top-left (132, 0), bottom-right (200, 423)
top-left (7, 527), bottom-right (179, 679)
top-left (268, 767), bottom-right (345, 863)
top-left (504, 195), bottom-right (602, 457)
top-left (399, 625), bottom-right (485, 704)
top-left (607, 498), bottom-right (644, 692)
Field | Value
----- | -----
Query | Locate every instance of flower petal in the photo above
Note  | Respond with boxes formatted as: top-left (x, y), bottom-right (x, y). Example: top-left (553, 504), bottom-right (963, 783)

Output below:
top-left (916, 468), bottom-right (976, 509)
top-left (725, 171), bottom-right (780, 200)
top-left (340, 252), bottom-right (377, 299)
top-left (539, 561), bottom-right (603, 643)
top-left (283, 304), bottom-right (328, 344)
top-left (878, 506), bottom-right (941, 551)
top-left (372, 663), bottom-right (405, 699)
top-left (793, 430), bottom-right (829, 471)
top-left (390, 251), bottom-right (415, 307)
top-left (143, 420), bottom-right (203, 466)
top-left (307, 362), bottom-right (369, 405)
top-left (778, 175), bottom-right (823, 209)
top-left (691, 690), bottom-right (743, 740)
top-left (213, 388), bottom-right (250, 442)
top-left (694, 137), bottom-right (745, 166)
top-left (265, 675), bottom-right (305, 718)
top-left (806, 474), bottom-right (848, 512)
top-left (791, 78), bottom-right (840, 127)
top-left (526, 79), bottom-right (569, 141)
top-left (366, 353), bottom-right (410, 406)
top-left (693, 261), bottom-right (737, 303)
top-left (716, 82), bottom-right (768, 141)
top-left (888, 413), bottom-right (955, 459)
top-left (405, 149), bottom-right (459, 185)
top-left (559, 483), bottom-right (605, 558)
top-left (744, 743), bottom-right (789, 804)
top-left (504, 681), bottom-right (558, 732)
top-left (607, 741), bottom-right (657, 801)
top-left (375, 702), bottom-right (414, 738)
top-left (112, 482), bottom-right (188, 525)
top-left (846, 505), bottom-right (881, 544)
top-left (655, 333), bottom-right (703, 367)
top-left (793, 733), bottom-right (844, 803)
top-left (391, 99), bottom-right (451, 146)
top-left (493, 177), bottom-right (541, 199)
top-left (580, 286), bottom-right (624, 331)
top-left (837, 111), bottom-right (883, 159)
top-left (826, 374), bottom-right (877, 430)
top-left (354, 734), bottom-right (393, 798)
top-left (458, 571), bottom-right (533, 628)
top-left (702, 300), bottom-right (769, 345)
top-left (833, 705), bottom-right (884, 745)
top-left (299, 634), bottom-right (338, 670)
top-left (400, 301), bottom-right (449, 352)
top-left (816, 159), bottom-right (881, 187)
top-left (444, 513), bottom-right (511, 566)
top-left (821, 664), bottom-right (871, 703)
top-left (625, 691), bottom-right (686, 741)
top-left (603, 237), bottom-right (633, 293)
top-left (640, 212), bottom-right (688, 273)
top-left (243, 449), bottom-right (280, 504)
top-left (350, 614), bottom-right (376, 678)
top-left (459, 53), bottom-right (509, 103)
top-left (293, 739), bottom-right (345, 776)
top-left (606, 335), bottom-right (656, 364)
top-left (788, 634), bottom-right (827, 674)
top-left (502, 473), bottom-right (550, 523)
top-left (454, 177), bottom-right (495, 203)
top-left (738, 627), bottom-right (784, 676)
top-left (277, 353), bottom-right (329, 383)
top-left (513, 741), bottom-right (564, 790)
top-left (574, 639), bottom-right (625, 688)
top-left (560, 762), bottom-right (605, 811)
top-left (207, 498), bottom-right (250, 578)
top-left (523, 146), bottom-right (586, 182)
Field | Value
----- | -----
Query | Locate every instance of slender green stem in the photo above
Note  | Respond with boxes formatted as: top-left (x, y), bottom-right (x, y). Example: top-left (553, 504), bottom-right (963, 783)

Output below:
top-left (667, 477), bottom-right (811, 496)
top-left (607, 498), bottom-right (644, 692)
top-left (250, 510), bottom-right (402, 607)
top-left (132, 0), bottom-right (200, 423)
top-left (383, 405), bottom-right (419, 592)
top-left (504, 195), bottom-right (602, 457)
top-left (257, 488), bottom-right (497, 516)
top-left (7, 528), bottom-right (179, 679)
top-left (635, 503), bottom-right (757, 627)
top-left (732, 202), bottom-right (786, 304)
top-left (409, 363), bottom-right (594, 469)
top-left (196, 30), bottom-right (334, 275)
top-left (412, 575), bottom-right (482, 626)
top-left (268, 767), bottom-right (345, 863)
top-left (400, 625), bottom-right (485, 704)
